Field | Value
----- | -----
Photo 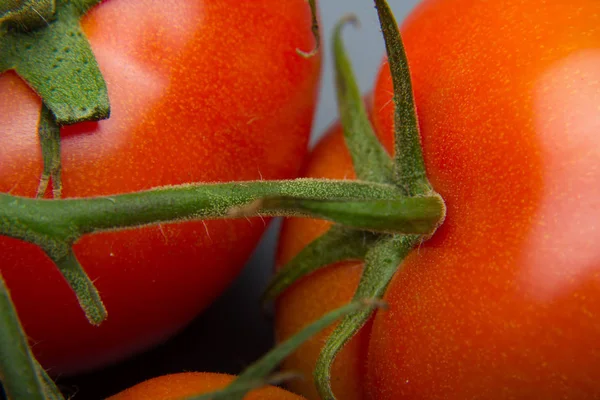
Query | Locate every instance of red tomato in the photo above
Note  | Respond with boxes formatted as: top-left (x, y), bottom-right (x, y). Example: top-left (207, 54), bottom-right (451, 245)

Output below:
top-left (107, 372), bottom-right (305, 400)
top-left (0, 0), bottom-right (320, 375)
top-left (276, 0), bottom-right (600, 398)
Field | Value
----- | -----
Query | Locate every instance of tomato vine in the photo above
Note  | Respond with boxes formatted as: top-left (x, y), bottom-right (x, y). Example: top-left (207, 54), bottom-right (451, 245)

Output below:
top-left (0, 0), bottom-right (447, 398)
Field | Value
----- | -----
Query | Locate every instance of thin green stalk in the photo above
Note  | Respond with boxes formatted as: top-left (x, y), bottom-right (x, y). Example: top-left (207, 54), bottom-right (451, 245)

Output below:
top-left (0, 273), bottom-right (60, 400)
top-left (0, 178), bottom-right (443, 326)
top-left (46, 247), bottom-right (106, 325)
top-left (37, 359), bottom-right (65, 400)
top-left (0, 179), bottom-right (441, 248)
top-left (36, 103), bottom-right (62, 199)
top-left (262, 226), bottom-right (380, 303)
top-left (187, 299), bottom-right (384, 400)
top-left (315, 234), bottom-right (418, 399)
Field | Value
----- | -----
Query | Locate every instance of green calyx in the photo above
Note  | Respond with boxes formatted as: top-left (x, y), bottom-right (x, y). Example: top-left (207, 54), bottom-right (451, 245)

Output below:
top-left (0, 0), bottom-right (109, 125)
top-left (0, 0), bottom-right (56, 31)
top-left (263, 1), bottom-right (445, 399)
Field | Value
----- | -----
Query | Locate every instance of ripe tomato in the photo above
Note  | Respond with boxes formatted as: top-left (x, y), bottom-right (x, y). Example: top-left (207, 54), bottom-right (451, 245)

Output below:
top-left (0, 0), bottom-right (320, 375)
top-left (107, 372), bottom-right (305, 400)
top-left (276, 0), bottom-right (600, 398)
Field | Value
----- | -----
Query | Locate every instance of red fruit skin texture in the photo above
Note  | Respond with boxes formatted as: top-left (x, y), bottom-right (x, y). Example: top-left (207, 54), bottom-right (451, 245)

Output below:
top-left (0, 0), bottom-right (321, 375)
top-left (368, 0), bottom-right (600, 398)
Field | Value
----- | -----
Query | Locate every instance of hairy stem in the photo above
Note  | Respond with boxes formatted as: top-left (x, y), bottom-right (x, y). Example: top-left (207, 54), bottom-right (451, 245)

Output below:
top-left (0, 179), bottom-right (443, 248)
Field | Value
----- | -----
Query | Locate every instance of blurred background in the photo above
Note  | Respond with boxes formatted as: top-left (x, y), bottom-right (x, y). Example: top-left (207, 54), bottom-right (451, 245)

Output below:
top-left (58, 1), bottom-right (421, 398)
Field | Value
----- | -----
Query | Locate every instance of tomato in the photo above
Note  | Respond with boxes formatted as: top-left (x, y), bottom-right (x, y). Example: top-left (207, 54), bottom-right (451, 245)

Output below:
top-left (276, 0), bottom-right (600, 398)
top-left (0, 0), bottom-right (320, 375)
top-left (107, 372), bottom-right (305, 400)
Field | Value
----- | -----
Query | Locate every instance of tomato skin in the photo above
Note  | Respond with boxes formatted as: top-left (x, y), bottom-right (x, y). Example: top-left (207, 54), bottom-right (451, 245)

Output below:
top-left (276, 0), bottom-right (600, 398)
top-left (0, 0), bottom-right (320, 374)
top-left (107, 372), bottom-right (306, 400)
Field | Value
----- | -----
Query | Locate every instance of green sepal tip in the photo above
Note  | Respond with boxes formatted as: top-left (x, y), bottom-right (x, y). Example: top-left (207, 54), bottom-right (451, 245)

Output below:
top-left (373, 0), bottom-right (432, 196)
top-left (332, 14), bottom-right (394, 185)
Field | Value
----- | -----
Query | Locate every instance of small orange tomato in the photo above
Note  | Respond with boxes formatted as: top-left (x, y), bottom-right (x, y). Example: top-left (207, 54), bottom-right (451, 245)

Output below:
top-left (108, 372), bottom-right (306, 400)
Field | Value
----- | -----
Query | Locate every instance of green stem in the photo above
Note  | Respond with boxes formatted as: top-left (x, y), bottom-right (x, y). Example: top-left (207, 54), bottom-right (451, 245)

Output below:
top-left (1, 177), bottom-right (443, 327)
top-left (0, 178), bottom-right (443, 326)
top-left (266, 195), bottom-right (444, 235)
top-left (0, 179), bottom-right (442, 248)
top-left (315, 234), bottom-right (418, 399)
top-left (373, 0), bottom-right (432, 196)
top-left (36, 103), bottom-right (62, 199)
top-left (262, 225), bottom-right (379, 303)
top-left (0, 273), bottom-right (58, 400)
top-left (47, 247), bottom-right (106, 325)
top-left (37, 359), bottom-right (64, 400)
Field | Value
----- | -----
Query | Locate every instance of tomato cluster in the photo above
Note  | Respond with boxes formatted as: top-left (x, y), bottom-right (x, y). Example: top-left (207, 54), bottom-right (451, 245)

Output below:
top-left (1, 0), bottom-right (599, 399)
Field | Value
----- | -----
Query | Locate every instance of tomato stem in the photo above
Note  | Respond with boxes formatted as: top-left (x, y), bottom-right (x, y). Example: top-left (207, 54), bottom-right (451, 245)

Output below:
top-left (0, 179), bottom-right (444, 248)
top-left (314, 234), bottom-right (418, 399)
top-left (36, 103), bottom-right (62, 199)
top-left (46, 247), bottom-right (107, 325)
top-left (262, 226), bottom-right (379, 303)
top-left (0, 178), bottom-right (443, 325)
top-left (286, 2), bottom-right (445, 398)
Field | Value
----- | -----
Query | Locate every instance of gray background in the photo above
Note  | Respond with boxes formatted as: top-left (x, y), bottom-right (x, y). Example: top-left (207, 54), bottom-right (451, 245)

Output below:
top-left (58, 1), bottom-right (421, 398)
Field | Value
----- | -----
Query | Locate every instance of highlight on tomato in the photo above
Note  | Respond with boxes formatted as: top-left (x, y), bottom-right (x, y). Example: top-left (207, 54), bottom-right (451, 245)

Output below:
top-left (0, 0), bottom-right (321, 375)
top-left (274, 0), bottom-right (600, 398)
